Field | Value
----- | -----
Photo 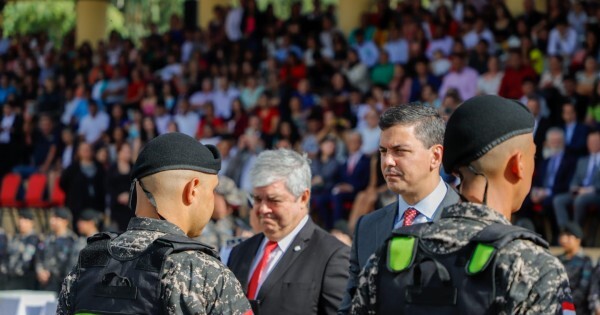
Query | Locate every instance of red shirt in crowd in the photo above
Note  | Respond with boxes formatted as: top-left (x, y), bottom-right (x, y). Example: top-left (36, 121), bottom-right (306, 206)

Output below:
top-left (498, 65), bottom-right (537, 100)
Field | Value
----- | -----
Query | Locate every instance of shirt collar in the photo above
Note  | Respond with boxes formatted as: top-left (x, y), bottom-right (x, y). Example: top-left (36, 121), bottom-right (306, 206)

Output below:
top-left (264, 215), bottom-right (309, 253)
top-left (397, 178), bottom-right (447, 220)
top-left (126, 217), bottom-right (187, 236)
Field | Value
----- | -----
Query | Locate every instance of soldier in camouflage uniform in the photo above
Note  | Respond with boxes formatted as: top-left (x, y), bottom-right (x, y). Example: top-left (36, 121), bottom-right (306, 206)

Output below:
top-left (35, 208), bottom-right (78, 292)
top-left (588, 263), bottom-right (600, 315)
top-left (557, 222), bottom-right (593, 315)
top-left (350, 95), bottom-right (573, 314)
top-left (196, 176), bottom-right (253, 251)
top-left (57, 132), bottom-right (251, 314)
top-left (68, 208), bottom-right (102, 269)
top-left (0, 227), bottom-right (8, 290)
top-left (6, 209), bottom-right (40, 290)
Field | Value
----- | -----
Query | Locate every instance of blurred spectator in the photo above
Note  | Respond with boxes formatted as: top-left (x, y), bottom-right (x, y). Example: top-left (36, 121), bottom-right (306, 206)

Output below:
top-left (213, 76), bottom-right (240, 120)
top-left (0, 74), bottom-right (17, 106)
top-left (527, 97), bottom-right (552, 162)
top-left (0, 102), bottom-right (24, 175)
top-left (78, 101), bottom-right (109, 144)
top-left (106, 142), bottom-right (134, 231)
top-left (547, 17), bottom-right (578, 58)
top-left (576, 55), bottom-right (598, 97)
top-left (477, 55), bottom-right (503, 95)
top-left (240, 76), bottom-right (264, 111)
top-left (343, 50), bottom-right (370, 94)
top-left (463, 17), bottom-right (496, 53)
top-left (562, 102), bottom-right (589, 157)
top-left (174, 99), bottom-right (198, 138)
top-left (557, 222), bottom-right (593, 314)
top-left (587, 81), bottom-right (600, 128)
top-left (329, 131), bottom-right (370, 230)
top-left (539, 55), bottom-right (566, 95)
top-left (60, 142), bottom-right (106, 224)
top-left (311, 135), bottom-right (340, 225)
top-left (356, 108), bottom-right (380, 155)
top-left (522, 128), bottom-right (576, 228)
top-left (35, 208), bottom-right (77, 292)
top-left (384, 25), bottom-right (409, 65)
top-left (352, 29), bottom-right (379, 68)
top-left (553, 131), bottom-right (600, 230)
top-left (438, 52), bottom-right (478, 100)
top-left (498, 49), bottom-right (537, 99)
top-left (5, 210), bottom-right (39, 290)
top-left (370, 51), bottom-right (394, 86)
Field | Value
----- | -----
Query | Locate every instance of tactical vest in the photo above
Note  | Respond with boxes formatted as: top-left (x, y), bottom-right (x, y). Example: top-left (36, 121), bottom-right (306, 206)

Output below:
top-left (72, 232), bottom-right (219, 315)
top-left (376, 223), bottom-right (548, 315)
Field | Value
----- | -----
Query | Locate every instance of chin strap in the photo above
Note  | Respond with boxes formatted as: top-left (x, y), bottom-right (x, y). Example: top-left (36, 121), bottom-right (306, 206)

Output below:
top-left (129, 178), bottom-right (166, 220)
top-left (456, 164), bottom-right (490, 206)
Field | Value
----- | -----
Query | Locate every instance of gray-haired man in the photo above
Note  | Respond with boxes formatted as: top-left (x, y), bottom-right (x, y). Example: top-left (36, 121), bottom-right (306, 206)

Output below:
top-left (228, 149), bottom-right (350, 315)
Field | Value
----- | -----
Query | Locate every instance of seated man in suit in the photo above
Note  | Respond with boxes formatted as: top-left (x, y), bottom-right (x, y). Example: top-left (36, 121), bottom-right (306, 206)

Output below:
top-left (329, 131), bottom-right (371, 230)
top-left (338, 103), bottom-right (460, 314)
top-left (228, 149), bottom-right (350, 315)
top-left (562, 102), bottom-right (589, 157)
top-left (554, 130), bottom-right (600, 230)
top-left (518, 128), bottom-right (576, 237)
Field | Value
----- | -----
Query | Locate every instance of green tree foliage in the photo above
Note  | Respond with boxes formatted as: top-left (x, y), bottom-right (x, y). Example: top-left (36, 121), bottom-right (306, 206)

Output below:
top-left (2, 1), bottom-right (76, 42)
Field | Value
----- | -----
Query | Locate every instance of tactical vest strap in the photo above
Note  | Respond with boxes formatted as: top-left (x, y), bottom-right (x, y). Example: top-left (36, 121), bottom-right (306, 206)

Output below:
top-left (466, 223), bottom-right (548, 275)
top-left (387, 223), bottom-right (431, 273)
top-left (156, 234), bottom-right (220, 258)
top-left (387, 236), bottom-right (417, 272)
top-left (79, 232), bottom-right (118, 268)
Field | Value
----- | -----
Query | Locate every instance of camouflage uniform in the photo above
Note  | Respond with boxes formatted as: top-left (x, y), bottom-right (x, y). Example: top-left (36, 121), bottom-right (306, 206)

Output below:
top-left (558, 251), bottom-right (593, 315)
top-left (0, 229), bottom-right (7, 290)
top-left (35, 230), bottom-right (78, 292)
top-left (196, 217), bottom-right (236, 250)
top-left (67, 235), bottom-right (88, 271)
top-left (57, 217), bottom-right (251, 315)
top-left (350, 202), bottom-right (573, 315)
top-left (587, 263), bottom-right (600, 314)
top-left (5, 231), bottom-right (40, 290)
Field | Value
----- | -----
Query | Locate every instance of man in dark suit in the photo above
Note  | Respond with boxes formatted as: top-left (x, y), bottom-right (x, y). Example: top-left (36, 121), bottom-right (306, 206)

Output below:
top-left (228, 149), bottom-right (350, 315)
top-left (527, 97), bottom-right (553, 163)
top-left (562, 102), bottom-right (589, 157)
top-left (0, 102), bottom-right (24, 176)
top-left (329, 131), bottom-right (370, 230)
top-left (338, 104), bottom-right (460, 314)
top-left (553, 130), bottom-right (600, 231)
top-left (519, 128), bottom-right (577, 236)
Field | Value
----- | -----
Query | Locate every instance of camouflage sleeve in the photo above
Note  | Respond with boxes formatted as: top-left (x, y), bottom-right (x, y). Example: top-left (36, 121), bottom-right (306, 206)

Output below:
top-left (349, 252), bottom-right (380, 315)
top-left (572, 257), bottom-right (594, 310)
top-left (496, 242), bottom-right (573, 315)
top-left (56, 266), bottom-right (78, 315)
top-left (162, 251), bottom-right (251, 315)
top-left (589, 264), bottom-right (600, 314)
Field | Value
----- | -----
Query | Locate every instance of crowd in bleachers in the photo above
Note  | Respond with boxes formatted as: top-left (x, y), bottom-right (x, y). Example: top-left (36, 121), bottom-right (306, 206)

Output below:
top-left (0, 0), bottom-right (600, 305)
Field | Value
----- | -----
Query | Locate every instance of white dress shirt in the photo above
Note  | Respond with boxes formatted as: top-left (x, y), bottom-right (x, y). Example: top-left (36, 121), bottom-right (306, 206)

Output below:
top-left (394, 178), bottom-right (448, 229)
top-left (0, 113), bottom-right (15, 143)
top-left (247, 215), bottom-right (310, 295)
top-left (547, 27), bottom-right (578, 57)
top-left (78, 111), bottom-right (110, 143)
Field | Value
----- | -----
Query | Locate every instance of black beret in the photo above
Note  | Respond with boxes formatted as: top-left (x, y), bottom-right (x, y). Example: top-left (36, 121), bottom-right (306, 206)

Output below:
top-left (53, 207), bottom-right (72, 221)
top-left (132, 132), bottom-right (221, 180)
top-left (79, 209), bottom-right (101, 223)
top-left (561, 222), bottom-right (583, 239)
top-left (19, 209), bottom-right (35, 220)
top-left (443, 95), bottom-right (534, 173)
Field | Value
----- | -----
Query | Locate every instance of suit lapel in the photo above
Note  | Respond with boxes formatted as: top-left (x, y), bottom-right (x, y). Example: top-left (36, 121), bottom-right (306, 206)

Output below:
top-left (433, 183), bottom-right (460, 220)
top-left (256, 219), bottom-right (316, 301)
top-left (375, 200), bottom-right (398, 246)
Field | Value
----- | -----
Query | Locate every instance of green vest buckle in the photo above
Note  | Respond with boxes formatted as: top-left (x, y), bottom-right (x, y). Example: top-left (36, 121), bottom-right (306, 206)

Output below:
top-left (387, 236), bottom-right (416, 272)
top-left (466, 243), bottom-right (496, 275)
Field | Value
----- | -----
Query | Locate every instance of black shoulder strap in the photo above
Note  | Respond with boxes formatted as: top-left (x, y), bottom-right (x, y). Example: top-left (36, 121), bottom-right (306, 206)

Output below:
top-left (135, 234), bottom-right (220, 273)
top-left (79, 232), bottom-right (119, 268)
top-left (390, 222), bottom-right (433, 238)
top-left (471, 223), bottom-right (549, 249)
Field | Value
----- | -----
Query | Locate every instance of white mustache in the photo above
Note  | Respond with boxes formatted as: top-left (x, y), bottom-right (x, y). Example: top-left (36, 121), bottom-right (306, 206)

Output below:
top-left (384, 168), bottom-right (403, 176)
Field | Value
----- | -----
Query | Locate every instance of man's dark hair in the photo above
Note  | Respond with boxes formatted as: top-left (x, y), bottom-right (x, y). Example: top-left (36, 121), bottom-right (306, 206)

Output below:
top-left (378, 103), bottom-right (445, 148)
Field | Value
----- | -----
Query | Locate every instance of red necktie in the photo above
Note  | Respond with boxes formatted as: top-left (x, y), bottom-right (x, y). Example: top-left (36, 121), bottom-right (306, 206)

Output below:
top-left (403, 208), bottom-right (419, 226)
top-left (247, 241), bottom-right (278, 299)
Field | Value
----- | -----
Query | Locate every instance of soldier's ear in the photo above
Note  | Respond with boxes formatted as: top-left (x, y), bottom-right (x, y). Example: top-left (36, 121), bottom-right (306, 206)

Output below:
top-left (506, 151), bottom-right (524, 181)
top-left (183, 178), bottom-right (201, 205)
